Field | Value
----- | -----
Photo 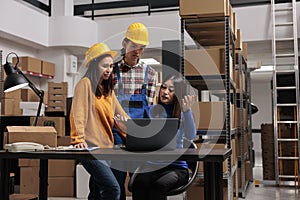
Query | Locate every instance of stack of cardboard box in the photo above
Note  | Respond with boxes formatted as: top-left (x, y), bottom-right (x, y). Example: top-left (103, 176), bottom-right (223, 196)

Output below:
top-left (261, 123), bottom-right (275, 180)
top-left (4, 127), bottom-right (75, 197)
top-left (46, 82), bottom-right (68, 115)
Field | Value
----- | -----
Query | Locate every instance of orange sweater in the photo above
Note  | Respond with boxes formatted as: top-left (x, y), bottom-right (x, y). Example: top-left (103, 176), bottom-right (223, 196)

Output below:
top-left (70, 77), bottom-right (128, 148)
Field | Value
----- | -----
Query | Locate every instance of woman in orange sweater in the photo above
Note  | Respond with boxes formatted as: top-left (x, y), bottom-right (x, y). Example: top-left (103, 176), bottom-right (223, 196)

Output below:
top-left (70, 43), bottom-right (129, 200)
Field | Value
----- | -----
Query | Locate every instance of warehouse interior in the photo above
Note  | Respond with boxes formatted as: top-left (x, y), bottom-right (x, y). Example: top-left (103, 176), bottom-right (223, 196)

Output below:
top-left (1, 0), bottom-right (300, 200)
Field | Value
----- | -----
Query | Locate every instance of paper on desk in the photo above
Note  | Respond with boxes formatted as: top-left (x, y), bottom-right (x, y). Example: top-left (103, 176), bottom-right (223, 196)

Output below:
top-left (44, 145), bottom-right (100, 151)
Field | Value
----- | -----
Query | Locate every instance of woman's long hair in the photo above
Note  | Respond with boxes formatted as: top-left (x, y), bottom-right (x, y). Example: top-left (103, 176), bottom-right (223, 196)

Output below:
top-left (84, 54), bottom-right (114, 98)
top-left (154, 75), bottom-right (186, 126)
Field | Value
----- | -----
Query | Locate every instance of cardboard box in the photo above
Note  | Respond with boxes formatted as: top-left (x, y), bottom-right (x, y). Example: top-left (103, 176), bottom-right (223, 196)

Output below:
top-left (3, 89), bottom-right (21, 99)
top-left (19, 159), bottom-right (75, 177)
top-left (184, 48), bottom-right (233, 79)
top-left (19, 159), bottom-right (40, 167)
top-left (237, 160), bottom-right (251, 188)
top-left (236, 133), bottom-right (249, 156)
top-left (193, 102), bottom-right (225, 130)
top-left (30, 116), bottom-right (65, 136)
top-left (232, 12), bottom-right (237, 38)
top-left (21, 88), bottom-right (40, 102)
top-left (180, 0), bottom-right (230, 17)
top-left (20, 167), bottom-right (39, 194)
top-left (48, 160), bottom-right (75, 177)
top-left (42, 61), bottom-right (55, 77)
top-left (242, 42), bottom-right (248, 60)
top-left (231, 138), bottom-right (236, 168)
top-left (13, 56), bottom-right (42, 74)
top-left (234, 70), bottom-right (246, 92)
top-left (236, 29), bottom-right (243, 50)
top-left (235, 108), bottom-right (248, 128)
top-left (196, 143), bottom-right (228, 173)
top-left (4, 126), bottom-right (57, 147)
top-left (43, 91), bottom-right (48, 105)
top-left (186, 177), bottom-right (204, 200)
top-left (57, 136), bottom-right (71, 146)
top-left (48, 177), bottom-right (74, 197)
top-left (1, 98), bottom-right (21, 116)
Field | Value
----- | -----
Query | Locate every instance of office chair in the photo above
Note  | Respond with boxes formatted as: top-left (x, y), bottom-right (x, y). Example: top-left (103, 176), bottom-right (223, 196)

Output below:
top-left (127, 138), bottom-right (199, 199)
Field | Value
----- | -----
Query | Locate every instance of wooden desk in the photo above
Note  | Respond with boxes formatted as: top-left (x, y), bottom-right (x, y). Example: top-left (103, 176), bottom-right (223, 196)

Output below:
top-left (0, 148), bottom-right (231, 200)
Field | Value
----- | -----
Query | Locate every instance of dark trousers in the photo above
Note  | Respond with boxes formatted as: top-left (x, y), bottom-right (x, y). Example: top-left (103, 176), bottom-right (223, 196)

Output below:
top-left (131, 165), bottom-right (189, 200)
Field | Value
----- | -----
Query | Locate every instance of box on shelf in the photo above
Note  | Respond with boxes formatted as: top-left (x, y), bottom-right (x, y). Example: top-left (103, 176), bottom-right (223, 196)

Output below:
top-left (21, 88), bottom-right (40, 102)
top-left (196, 143), bottom-right (229, 173)
top-left (1, 98), bottom-right (22, 116)
top-left (42, 61), bottom-right (55, 76)
top-left (48, 82), bottom-right (68, 96)
top-left (234, 70), bottom-right (246, 92)
top-left (236, 132), bottom-right (249, 157)
top-left (4, 126), bottom-right (57, 147)
top-left (180, 0), bottom-right (230, 18)
top-left (184, 48), bottom-right (233, 79)
top-left (193, 101), bottom-right (226, 130)
top-left (3, 89), bottom-right (21, 100)
top-left (47, 82), bottom-right (68, 115)
top-left (237, 160), bottom-right (251, 188)
top-left (235, 108), bottom-right (248, 128)
top-left (235, 29), bottom-right (243, 50)
top-left (30, 116), bottom-right (65, 136)
top-left (242, 42), bottom-right (248, 60)
top-left (232, 12), bottom-right (237, 38)
top-left (12, 56), bottom-right (42, 74)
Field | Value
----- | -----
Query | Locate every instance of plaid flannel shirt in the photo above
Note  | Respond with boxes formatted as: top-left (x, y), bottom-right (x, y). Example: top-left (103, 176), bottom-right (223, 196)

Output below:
top-left (113, 59), bottom-right (157, 105)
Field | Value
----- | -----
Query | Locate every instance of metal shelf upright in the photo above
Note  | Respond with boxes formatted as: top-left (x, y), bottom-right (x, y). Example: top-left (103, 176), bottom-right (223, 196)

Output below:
top-left (180, 16), bottom-right (235, 200)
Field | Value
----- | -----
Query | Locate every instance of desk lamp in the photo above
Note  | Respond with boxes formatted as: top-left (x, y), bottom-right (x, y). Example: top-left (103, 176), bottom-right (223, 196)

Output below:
top-left (3, 52), bottom-right (44, 126)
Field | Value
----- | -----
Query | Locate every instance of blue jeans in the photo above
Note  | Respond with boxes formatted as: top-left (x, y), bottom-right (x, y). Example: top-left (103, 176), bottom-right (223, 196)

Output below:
top-left (81, 160), bottom-right (121, 200)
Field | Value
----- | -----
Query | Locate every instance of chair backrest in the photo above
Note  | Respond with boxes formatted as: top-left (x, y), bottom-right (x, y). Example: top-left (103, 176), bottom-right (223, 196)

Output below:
top-left (166, 138), bottom-right (199, 196)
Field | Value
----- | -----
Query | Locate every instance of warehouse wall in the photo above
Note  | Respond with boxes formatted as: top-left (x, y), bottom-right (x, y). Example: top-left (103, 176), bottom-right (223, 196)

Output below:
top-left (251, 78), bottom-right (273, 129)
top-left (1, 0), bottom-right (299, 129)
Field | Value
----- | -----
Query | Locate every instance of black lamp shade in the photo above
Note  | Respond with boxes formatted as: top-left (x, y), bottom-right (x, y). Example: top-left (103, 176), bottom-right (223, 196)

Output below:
top-left (3, 62), bottom-right (28, 92)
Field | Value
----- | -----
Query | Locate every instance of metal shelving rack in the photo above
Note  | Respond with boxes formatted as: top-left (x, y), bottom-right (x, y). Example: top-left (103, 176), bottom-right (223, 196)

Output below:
top-left (271, 0), bottom-right (300, 186)
top-left (235, 50), bottom-right (253, 198)
top-left (180, 16), bottom-right (235, 200)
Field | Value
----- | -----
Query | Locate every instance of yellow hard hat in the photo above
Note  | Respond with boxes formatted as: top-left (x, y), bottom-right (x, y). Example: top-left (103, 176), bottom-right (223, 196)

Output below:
top-left (125, 22), bottom-right (149, 46)
top-left (85, 43), bottom-right (117, 67)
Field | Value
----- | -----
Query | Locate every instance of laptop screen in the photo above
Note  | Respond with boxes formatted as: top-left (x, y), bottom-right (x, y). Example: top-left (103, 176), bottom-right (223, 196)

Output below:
top-left (125, 118), bottom-right (179, 151)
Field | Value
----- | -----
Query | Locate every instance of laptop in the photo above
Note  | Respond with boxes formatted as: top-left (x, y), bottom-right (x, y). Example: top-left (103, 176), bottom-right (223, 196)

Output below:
top-left (124, 118), bottom-right (179, 151)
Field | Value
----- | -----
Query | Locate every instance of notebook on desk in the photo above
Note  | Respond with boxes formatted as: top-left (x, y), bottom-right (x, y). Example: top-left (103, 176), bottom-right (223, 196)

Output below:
top-left (124, 118), bottom-right (179, 151)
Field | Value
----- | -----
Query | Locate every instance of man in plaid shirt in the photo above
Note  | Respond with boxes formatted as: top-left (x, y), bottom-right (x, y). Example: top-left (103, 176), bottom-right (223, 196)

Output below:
top-left (113, 23), bottom-right (156, 105)
top-left (113, 59), bottom-right (156, 105)
top-left (112, 22), bottom-right (156, 200)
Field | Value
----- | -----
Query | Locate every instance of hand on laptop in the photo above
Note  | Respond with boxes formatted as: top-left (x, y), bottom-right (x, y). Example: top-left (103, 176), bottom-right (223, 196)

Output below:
top-left (181, 95), bottom-right (196, 112)
top-left (114, 114), bottom-right (128, 132)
